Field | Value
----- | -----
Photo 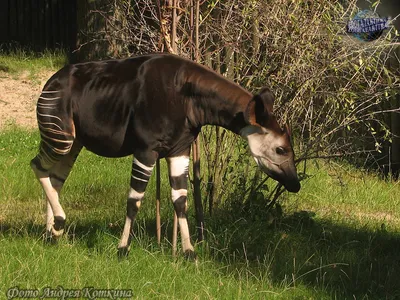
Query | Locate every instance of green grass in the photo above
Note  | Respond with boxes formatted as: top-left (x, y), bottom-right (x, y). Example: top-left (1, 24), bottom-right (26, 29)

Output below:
top-left (0, 49), bottom-right (67, 79)
top-left (1, 126), bottom-right (400, 299)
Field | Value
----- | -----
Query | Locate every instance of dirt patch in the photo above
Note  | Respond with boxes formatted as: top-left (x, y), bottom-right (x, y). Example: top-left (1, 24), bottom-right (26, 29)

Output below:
top-left (0, 70), bottom-right (54, 130)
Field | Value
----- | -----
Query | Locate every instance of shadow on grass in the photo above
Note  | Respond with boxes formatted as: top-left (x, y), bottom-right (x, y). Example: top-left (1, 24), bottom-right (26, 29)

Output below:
top-left (0, 220), bottom-right (120, 246)
top-left (204, 208), bottom-right (400, 300)
top-left (0, 215), bottom-right (173, 255)
top-left (1, 208), bottom-right (400, 299)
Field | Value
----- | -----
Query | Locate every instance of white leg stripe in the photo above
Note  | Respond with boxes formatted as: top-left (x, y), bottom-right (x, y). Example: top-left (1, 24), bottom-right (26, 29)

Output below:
top-left (131, 175), bottom-right (149, 182)
top-left (39, 177), bottom-right (65, 219)
top-left (41, 90), bottom-right (60, 94)
top-left (133, 158), bottom-right (154, 172)
top-left (37, 112), bottom-right (63, 122)
top-left (37, 102), bottom-right (57, 106)
top-left (46, 201), bottom-right (54, 232)
top-left (178, 217), bottom-right (194, 252)
top-left (128, 188), bottom-right (145, 200)
top-left (167, 156), bottom-right (189, 177)
top-left (132, 167), bottom-right (151, 177)
top-left (171, 188), bottom-right (187, 201)
top-left (38, 120), bottom-right (63, 130)
top-left (118, 216), bottom-right (132, 248)
top-left (39, 96), bottom-right (61, 100)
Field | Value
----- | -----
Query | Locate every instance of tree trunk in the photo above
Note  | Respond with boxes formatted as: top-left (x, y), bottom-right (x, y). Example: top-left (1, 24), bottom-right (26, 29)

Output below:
top-left (76, 0), bottom-right (110, 61)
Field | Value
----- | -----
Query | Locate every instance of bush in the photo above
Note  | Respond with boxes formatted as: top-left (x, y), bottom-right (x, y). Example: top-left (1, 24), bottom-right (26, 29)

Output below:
top-left (86, 0), bottom-right (400, 212)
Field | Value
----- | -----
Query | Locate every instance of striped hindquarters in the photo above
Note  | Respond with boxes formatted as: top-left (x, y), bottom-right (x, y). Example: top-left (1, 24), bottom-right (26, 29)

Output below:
top-left (35, 90), bottom-right (75, 170)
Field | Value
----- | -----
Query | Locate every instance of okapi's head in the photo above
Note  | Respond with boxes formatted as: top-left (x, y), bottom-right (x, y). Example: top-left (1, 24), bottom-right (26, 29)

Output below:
top-left (241, 88), bottom-right (300, 193)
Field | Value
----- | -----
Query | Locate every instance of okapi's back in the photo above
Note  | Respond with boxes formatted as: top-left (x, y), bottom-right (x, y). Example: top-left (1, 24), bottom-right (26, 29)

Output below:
top-left (39, 54), bottom-right (196, 158)
top-left (38, 53), bottom-right (251, 158)
top-left (68, 59), bottom-right (148, 157)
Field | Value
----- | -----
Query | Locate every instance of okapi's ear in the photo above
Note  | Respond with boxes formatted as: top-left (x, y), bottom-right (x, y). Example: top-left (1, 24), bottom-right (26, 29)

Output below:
top-left (285, 122), bottom-right (294, 145)
top-left (245, 88), bottom-right (275, 126)
top-left (285, 122), bottom-right (291, 136)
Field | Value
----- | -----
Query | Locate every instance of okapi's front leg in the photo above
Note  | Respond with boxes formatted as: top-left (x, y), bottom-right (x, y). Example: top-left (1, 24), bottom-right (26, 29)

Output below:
top-left (166, 155), bottom-right (196, 259)
top-left (118, 156), bottom-right (155, 258)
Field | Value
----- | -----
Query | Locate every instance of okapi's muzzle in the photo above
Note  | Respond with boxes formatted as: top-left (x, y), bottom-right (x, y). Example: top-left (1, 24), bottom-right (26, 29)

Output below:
top-left (255, 156), bottom-right (300, 193)
top-left (283, 177), bottom-right (301, 193)
top-left (279, 160), bottom-right (301, 193)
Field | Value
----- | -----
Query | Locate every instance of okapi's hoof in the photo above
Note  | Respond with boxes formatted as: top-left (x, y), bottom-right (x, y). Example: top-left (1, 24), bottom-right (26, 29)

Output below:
top-left (183, 250), bottom-right (197, 261)
top-left (51, 216), bottom-right (66, 237)
top-left (44, 230), bottom-right (58, 245)
top-left (117, 247), bottom-right (130, 260)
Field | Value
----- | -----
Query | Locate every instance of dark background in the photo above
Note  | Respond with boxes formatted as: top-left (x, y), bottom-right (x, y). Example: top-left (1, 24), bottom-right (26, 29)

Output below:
top-left (0, 0), bottom-right (77, 53)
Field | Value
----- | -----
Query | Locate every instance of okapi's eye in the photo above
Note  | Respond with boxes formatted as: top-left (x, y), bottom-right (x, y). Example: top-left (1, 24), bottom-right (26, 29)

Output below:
top-left (276, 147), bottom-right (286, 155)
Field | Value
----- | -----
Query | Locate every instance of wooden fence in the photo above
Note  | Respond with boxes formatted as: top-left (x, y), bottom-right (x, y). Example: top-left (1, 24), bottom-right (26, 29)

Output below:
top-left (0, 0), bottom-right (77, 52)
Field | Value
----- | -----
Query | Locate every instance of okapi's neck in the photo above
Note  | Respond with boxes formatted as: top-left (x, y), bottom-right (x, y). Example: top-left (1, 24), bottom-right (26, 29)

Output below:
top-left (182, 65), bottom-right (252, 134)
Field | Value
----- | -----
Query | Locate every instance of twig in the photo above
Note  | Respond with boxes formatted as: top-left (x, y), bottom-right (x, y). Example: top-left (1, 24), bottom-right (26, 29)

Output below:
top-left (295, 150), bottom-right (376, 164)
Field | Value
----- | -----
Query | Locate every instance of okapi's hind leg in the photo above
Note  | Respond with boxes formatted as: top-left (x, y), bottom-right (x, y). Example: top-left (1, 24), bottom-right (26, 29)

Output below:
top-left (30, 90), bottom-right (79, 240)
top-left (31, 141), bottom-right (82, 240)
top-left (48, 141), bottom-right (82, 238)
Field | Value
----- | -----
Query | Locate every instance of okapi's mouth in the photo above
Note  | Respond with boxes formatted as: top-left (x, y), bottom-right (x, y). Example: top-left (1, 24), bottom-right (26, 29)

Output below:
top-left (254, 156), bottom-right (301, 193)
top-left (281, 176), bottom-right (301, 193)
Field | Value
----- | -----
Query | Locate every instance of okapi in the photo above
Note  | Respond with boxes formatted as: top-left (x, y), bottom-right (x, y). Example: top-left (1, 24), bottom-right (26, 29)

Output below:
top-left (30, 53), bottom-right (300, 258)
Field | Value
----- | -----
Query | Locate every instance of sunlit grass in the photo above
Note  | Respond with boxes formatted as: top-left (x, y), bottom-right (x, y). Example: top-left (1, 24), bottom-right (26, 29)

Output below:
top-left (0, 48), bottom-right (67, 80)
top-left (290, 160), bottom-right (400, 230)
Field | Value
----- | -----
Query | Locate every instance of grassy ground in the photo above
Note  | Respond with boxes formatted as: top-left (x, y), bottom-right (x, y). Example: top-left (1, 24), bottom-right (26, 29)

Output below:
top-left (0, 50), bottom-right (399, 299)
top-left (0, 49), bottom-right (67, 80)
top-left (1, 126), bottom-right (400, 300)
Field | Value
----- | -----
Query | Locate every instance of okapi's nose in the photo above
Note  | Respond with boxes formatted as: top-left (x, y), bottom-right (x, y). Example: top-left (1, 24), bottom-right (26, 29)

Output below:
top-left (284, 178), bottom-right (301, 193)
top-left (281, 161), bottom-right (301, 193)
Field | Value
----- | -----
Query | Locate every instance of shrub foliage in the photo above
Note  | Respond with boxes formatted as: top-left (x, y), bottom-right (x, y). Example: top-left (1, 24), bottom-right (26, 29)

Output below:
top-left (83, 0), bottom-right (400, 212)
